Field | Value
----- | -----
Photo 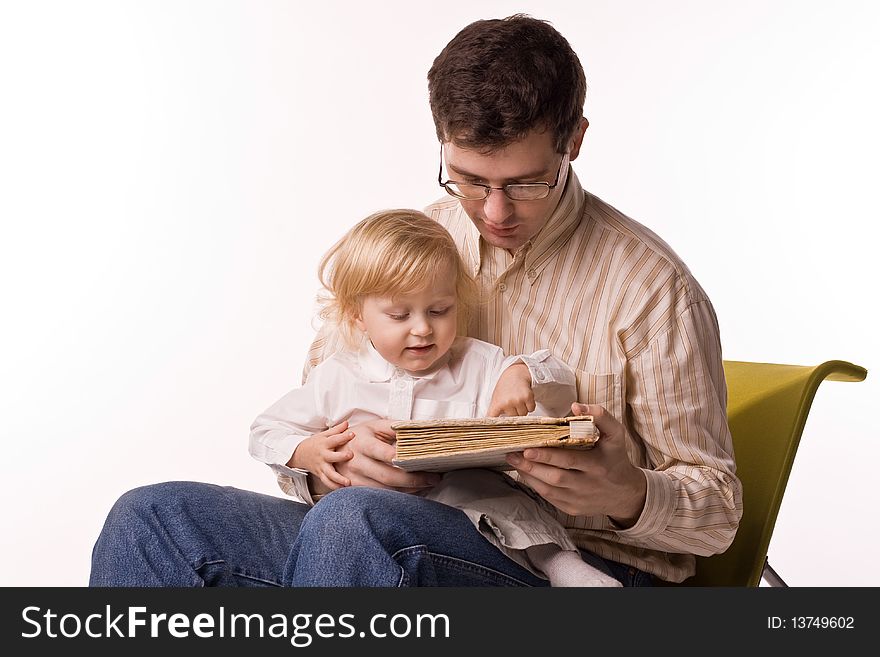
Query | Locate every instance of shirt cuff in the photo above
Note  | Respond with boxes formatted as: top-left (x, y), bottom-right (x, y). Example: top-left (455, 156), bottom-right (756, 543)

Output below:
top-left (610, 468), bottom-right (676, 539)
top-left (270, 463), bottom-right (318, 506)
top-left (263, 433), bottom-right (309, 468)
top-left (503, 349), bottom-right (574, 387)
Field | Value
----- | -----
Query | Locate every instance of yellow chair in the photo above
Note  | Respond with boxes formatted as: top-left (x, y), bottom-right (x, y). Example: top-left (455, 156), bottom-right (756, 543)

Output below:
top-left (681, 359), bottom-right (867, 586)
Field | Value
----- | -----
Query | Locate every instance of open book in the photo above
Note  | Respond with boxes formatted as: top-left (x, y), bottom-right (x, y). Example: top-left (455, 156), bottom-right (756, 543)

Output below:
top-left (391, 415), bottom-right (598, 473)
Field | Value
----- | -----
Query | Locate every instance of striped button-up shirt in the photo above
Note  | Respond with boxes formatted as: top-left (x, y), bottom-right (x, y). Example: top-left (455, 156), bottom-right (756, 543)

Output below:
top-left (302, 168), bottom-right (742, 583)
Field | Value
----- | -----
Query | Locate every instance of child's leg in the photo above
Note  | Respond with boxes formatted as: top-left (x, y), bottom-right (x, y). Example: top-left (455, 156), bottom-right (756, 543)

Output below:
top-left (425, 469), bottom-right (622, 586)
top-left (524, 543), bottom-right (622, 587)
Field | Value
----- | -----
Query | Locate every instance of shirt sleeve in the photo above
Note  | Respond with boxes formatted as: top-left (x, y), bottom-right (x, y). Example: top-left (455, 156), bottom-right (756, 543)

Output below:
top-left (248, 366), bottom-right (331, 506)
top-left (480, 348), bottom-right (577, 417)
top-left (613, 299), bottom-right (743, 556)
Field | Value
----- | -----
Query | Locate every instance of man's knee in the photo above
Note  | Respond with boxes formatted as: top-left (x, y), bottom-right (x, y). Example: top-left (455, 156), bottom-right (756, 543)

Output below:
top-left (302, 487), bottom-right (422, 538)
top-left (308, 486), bottom-right (389, 521)
top-left (101, 481), bottom-right (216, 534)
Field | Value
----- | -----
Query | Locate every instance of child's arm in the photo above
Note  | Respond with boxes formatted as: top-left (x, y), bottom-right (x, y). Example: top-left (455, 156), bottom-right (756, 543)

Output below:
top-left (486, 350), bottom-right (577, 417)
top-left (249, 366), bottom-right (354, 492)
top-left (487, 362), bottom-right (536, 416)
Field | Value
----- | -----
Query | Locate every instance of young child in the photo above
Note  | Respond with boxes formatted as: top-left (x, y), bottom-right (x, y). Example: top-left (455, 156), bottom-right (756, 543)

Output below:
top-left (249, 209), bottom-right (621, 587)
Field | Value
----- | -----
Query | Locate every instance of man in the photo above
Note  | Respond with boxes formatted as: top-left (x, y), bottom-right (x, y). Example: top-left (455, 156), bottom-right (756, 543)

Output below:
top-left (90, 15), bottom-right (741, 587)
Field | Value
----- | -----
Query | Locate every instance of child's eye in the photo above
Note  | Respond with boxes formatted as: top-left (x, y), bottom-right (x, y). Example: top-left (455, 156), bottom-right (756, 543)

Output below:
top-left (429, 307), bottom-right (450, 316)
top-left (387, 313), bottom-right (408, 321)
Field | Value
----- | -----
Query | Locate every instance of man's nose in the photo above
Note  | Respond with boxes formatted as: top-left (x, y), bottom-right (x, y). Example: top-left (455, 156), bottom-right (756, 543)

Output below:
top-left (482, 188), bottom-right (515, 224)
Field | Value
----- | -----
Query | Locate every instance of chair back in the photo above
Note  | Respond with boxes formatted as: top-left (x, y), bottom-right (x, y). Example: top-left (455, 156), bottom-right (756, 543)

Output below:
top-left (683, 360), bottom-right (866, 586)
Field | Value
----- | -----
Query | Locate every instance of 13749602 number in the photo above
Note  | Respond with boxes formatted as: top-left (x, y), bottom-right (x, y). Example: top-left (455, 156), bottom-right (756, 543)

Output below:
top-left (790, 617), bottom-right (854, 629)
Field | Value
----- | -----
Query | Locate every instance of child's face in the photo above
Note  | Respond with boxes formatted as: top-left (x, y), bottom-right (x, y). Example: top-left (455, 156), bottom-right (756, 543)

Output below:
top-left (355, 266), bottom-right (459, 375)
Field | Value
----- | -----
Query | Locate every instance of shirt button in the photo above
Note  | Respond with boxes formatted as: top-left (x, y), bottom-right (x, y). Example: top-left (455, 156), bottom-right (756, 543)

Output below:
top-left (396, 380), bottom-right (407, 389)
top-left (536, 371), bottom-right (545, 381)
top-left (498, 282), bottom-right (507, 292)
top-left (527, 268), bottom-right (537, 280)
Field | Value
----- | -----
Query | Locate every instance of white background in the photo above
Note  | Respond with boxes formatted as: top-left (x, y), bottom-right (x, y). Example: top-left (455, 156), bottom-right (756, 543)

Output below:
top-left (1, 0), bottom-right (877, 587)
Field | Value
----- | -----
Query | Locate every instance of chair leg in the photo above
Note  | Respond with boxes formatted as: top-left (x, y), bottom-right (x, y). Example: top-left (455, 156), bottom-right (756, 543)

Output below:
top-left (761, 558), bottom-right (788, 587)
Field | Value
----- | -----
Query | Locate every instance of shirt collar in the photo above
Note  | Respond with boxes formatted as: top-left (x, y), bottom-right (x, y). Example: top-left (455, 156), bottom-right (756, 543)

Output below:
top-left (519, 165), bottom-right (586, 275)
top-left (356, 339), bottom-right (450, 382)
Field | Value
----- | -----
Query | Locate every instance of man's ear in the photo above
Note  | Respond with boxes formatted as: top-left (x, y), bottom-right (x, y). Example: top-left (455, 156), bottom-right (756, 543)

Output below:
top-left (567, 117), bottom-right (589, 161)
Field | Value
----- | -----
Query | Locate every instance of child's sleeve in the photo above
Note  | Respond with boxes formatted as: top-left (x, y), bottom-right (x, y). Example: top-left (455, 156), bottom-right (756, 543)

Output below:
top-left (248, 367), bottom-right (330, 503)
top-left (480, 347), bottom-right (578, 417)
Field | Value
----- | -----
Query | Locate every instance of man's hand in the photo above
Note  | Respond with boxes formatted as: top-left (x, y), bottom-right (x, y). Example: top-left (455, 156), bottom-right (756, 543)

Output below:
top-left (288, 421), bottom-right (355, 491)
top-left (487, 363), bottom-right (536, 416)
top-left (505, 403), bottom-right (648, 527)
top-left (309, 418), bottom-right (442, 497)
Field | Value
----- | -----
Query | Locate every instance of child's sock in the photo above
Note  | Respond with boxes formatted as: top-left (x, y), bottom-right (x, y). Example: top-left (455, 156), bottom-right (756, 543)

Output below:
top-left (525, 544), bottom-right (623, 587)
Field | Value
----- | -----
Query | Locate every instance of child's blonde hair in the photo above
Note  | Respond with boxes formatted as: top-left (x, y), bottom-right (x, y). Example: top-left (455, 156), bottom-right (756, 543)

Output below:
top-left (318, 209), bottom-right (479, 348)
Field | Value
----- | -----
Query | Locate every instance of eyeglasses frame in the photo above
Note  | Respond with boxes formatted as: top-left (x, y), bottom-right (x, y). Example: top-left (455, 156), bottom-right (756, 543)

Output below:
top-left (438, 144), bottom-right (568, 201)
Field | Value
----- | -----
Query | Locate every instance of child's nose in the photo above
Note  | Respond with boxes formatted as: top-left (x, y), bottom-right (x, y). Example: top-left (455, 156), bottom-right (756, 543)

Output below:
top-left (411, 316), bottom-right (432, 336)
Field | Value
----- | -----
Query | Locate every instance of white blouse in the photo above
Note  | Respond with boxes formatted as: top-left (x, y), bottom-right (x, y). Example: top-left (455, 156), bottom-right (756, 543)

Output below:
top-left (249, 336), bottom-right (575, 502)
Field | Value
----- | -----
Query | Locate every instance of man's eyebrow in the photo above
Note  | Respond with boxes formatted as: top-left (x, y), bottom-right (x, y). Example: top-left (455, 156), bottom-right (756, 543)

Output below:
top-left (446, 162), bottom-right (552, 182)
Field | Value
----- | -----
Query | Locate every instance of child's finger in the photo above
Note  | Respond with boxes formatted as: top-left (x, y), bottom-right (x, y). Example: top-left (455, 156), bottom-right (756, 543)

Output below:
top-left (324, 420), bottom-right (350, 435)
top-left (322, 465), bottom-right (350, 488)
top-left (323, 431), bottom-right (355, 448)
top-left (323, 449), bottom-right (354, 463)
top-left (317, 470), bottom-right (342, 491)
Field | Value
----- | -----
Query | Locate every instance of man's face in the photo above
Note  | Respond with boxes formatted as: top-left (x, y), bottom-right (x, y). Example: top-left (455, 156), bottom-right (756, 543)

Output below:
top-left (442, 129), bottom-right (570, 251)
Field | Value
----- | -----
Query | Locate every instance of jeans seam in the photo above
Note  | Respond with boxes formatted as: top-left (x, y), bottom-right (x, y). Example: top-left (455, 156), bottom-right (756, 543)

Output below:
top-left (194, 558), bottom-right (285, 587)
top-left (391, 545), bottom-right (537, 587)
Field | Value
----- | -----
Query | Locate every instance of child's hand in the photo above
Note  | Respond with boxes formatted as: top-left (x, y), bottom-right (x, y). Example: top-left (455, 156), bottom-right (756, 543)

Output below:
top-left (488, 363), bottom-right (536, 416)
top-left (288, 421), bottom-right (356, 491)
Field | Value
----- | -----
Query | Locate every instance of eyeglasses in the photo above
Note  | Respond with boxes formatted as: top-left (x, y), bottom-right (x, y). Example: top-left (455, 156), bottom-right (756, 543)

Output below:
top-left (438, 145), bottom-right (567, 201)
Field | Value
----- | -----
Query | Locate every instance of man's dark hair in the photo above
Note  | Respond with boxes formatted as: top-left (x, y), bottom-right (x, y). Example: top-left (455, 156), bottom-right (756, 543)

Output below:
top-left (428, 14), bottom-right (586, 153)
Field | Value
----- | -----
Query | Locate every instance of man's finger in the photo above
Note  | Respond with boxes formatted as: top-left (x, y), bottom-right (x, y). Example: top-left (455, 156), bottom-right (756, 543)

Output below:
top-left (521, 446), bottom-right (588, 471)
top-left (507, 451), bottom-right (580, 486)
top-left (361, 437), bottom-right (397, 463)
top-left (352, 456), bottom-right (440, 489)
top-left (511, 469), bottom-right (559, 503)
top-left (570, 403), bottom-right (623, 440)
top-left (392, 485), bottom-right (438, 494)
top-left (571, 402), bottom-right (590, 415)
top-left (370, 419), bottom-right (398, 441)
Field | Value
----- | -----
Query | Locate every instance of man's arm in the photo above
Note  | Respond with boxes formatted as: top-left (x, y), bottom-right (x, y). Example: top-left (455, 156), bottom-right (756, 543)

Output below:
top-left (507, 300), bottom-right (743, 555)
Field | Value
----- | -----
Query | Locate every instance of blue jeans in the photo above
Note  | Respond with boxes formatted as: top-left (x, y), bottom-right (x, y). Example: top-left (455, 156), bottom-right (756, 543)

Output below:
top-left (89, 482), bottom-right (653, 587)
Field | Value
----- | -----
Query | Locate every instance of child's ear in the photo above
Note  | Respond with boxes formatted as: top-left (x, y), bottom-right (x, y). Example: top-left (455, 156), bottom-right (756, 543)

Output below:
top-left (353, 313), bottom-right (366, 333)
